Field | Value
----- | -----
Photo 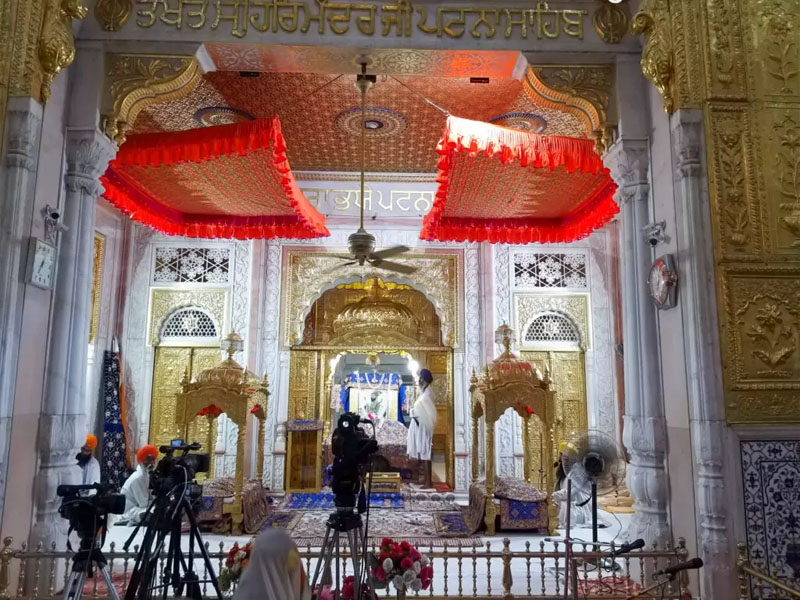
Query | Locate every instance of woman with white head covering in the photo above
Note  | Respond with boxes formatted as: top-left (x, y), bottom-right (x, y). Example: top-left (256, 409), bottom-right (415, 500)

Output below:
top-left (233, 529), bottom-right (310, 600)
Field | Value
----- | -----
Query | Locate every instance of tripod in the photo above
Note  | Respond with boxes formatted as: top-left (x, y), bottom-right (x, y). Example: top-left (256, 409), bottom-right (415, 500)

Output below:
top-left (310, 507), bottom-right (371, 600)
top-left (124, 486), bottom-right (222, 600)
top-left (61, 538), bottom-right (120, 600)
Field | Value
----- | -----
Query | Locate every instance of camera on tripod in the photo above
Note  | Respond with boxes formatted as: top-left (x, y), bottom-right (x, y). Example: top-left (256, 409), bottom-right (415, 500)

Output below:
top-left (150, 440), bottom-right (211, 499)
top-left (57, 483), bottom-right (125, 541)
top-left (331, 413), bottom-right (378, 510)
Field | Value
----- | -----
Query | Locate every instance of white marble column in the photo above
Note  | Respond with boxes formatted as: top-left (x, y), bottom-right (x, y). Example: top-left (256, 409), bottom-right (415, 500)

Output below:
top-left (670, 110), bottom-right (733, 598)
top-left (0, 98), bottom-right (43, 525)
top-left (30, 130), bottom-right (114, 549)
top-left (606, 139), bottom-right (671, 545)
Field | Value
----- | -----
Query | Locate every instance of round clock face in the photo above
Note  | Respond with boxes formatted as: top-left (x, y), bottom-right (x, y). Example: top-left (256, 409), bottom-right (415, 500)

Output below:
top-left (649, 263), bottom-right (668, 305)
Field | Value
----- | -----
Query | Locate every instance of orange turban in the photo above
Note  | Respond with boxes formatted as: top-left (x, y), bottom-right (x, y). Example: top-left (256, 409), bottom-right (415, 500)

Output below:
top-left (84, 435), bottom-right (98, 450)
top-left (137, 445), bottom-right (158, 464)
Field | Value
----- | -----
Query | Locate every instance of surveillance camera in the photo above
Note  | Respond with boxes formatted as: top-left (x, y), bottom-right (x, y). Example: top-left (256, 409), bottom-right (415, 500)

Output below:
top-left (49, 209), bottom-right (61, 221)
top-left (647, 235), bottom-right (659, 247)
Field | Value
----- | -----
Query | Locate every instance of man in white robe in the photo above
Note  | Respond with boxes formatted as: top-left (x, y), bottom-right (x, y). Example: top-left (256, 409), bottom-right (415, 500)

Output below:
top-left (119, 445), bottom-right (158, 525)
top-left (407, 369), bottom-right (437, 487)
top-left (77, 435), bottom-right (101, 495)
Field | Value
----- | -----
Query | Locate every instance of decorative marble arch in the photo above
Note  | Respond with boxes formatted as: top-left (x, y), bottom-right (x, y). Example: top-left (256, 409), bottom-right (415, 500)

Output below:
top-left (257, 229), bottom-right (482, 491)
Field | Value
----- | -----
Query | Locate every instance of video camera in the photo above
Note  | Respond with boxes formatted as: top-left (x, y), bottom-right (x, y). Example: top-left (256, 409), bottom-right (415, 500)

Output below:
top-left (150, 440), bottom-right (210, 500)
top-left (331, 413), bottom-right (378, 510)
top-left (57, 483), bottom-right (125, 542)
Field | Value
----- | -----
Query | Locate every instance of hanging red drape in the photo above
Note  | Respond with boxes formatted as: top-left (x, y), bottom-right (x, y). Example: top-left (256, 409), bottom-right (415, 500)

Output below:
top-left (420, 116), bottom-right (619, 244)
top-left (101, 118), bottom-right (329, 240)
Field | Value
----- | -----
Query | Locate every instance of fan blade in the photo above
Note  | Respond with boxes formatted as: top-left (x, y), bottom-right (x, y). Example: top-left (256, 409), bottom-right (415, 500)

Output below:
top-left (322, 261), bottom-right (357, 274)
top-left (370, 245), bottom-right (410, 260)
top-left (370, 259), bottom-right (417, 274)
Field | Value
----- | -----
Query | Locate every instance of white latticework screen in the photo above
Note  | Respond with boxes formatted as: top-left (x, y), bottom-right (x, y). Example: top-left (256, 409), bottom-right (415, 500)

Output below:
top-left (524, 312), bottom-right (580, 348)
top-left (161, 308), bottom-right (218, 339)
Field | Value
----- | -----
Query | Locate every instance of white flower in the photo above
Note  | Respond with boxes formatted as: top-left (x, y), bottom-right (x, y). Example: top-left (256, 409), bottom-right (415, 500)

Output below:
top-left (235, 550), bottom-right (247, 561)
top-left (402, 570), bottom-right (416, 585)
top-left (420, 555), bottom-right (430, 566)
top-left (392, 575), bottom-right (404, 589)
top-left (413, 561), bottom-right (421, 575)
top-left (411, 579), bottom-right (422, 592)
top-left (383, 558), bottom-right (394, 572)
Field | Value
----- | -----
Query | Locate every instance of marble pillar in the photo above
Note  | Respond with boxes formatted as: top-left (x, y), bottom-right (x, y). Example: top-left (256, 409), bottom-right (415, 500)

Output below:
top-left (0, 98), bottom-right (43, 526)
top-left (606, 139), bottom-right (671, 546)
top-left (670, 110), bottom-right (734, 598)
top-left (30, 130), bottom-right (114, 549)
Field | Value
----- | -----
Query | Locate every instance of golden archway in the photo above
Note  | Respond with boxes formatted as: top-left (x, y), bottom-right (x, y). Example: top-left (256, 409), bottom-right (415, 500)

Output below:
top-left (285, 278), bottom-right (455, 491)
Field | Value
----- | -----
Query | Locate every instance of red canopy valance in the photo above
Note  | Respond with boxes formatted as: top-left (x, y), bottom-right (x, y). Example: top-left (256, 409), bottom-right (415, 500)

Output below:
top-left (101, 118), bottom-right (329, 240)
top-left (420, 116), bottom-right (619, 244)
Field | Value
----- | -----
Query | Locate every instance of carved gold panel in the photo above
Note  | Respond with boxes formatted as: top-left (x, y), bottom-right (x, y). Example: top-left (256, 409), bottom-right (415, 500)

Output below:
top-left (742, 0), bottom-right (800, 99)
top-left (759, 106), bottom-right (800, 252)
top-left (706, 105), bottom-right (760, 258)
top-left (521, 351), bottom-right (587, 487)
top-left (150, 347), bottom-right (219, 450)
top-left (722, 267), bottom-right (800, 423)
top-left (149, 289), bottom-right (228, 345)
top-left (89, 233), bottom-right (106, 345)
top-left (288, 350), bottom-right (319, 421)
top-left (702, 0), bottom-right (747, 100)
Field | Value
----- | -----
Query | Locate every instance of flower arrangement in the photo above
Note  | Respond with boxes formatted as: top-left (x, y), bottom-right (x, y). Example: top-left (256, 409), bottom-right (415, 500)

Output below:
top-left (369, 538), bottom-right (433, 593)
top-left (313, 577), bottom-right (371, 599)
top-left (219, 539), bottom-right (255, 591)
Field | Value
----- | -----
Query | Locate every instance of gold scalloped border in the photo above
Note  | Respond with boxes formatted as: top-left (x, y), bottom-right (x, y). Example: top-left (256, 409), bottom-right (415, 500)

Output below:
top-left (522, 67), bottom-right (601, 138)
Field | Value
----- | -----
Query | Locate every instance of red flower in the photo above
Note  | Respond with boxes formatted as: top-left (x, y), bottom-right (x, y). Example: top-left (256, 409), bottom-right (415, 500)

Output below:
top-left (400, 541), bottom-right (411, 551)
top-left (381, 537), bottom-right (393, 547)
top-left (375, 566), bottom-right (387, 582)
top-left (342, 576), bottom-right (355, 599)
top-left (400, 557), bottom-right (414, 571)
top-left (379, 551), bottom-right (389, 562)
top-left (420, 566), bottom-right (434, 589)
top-left (524, 406), bottom-right (534, 415)
top-left (410, 548), bottom-right (421, 561)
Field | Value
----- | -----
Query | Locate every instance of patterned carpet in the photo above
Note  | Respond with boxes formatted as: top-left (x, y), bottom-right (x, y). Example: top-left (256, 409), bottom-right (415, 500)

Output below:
top-left (262, 492), bottom-right (479, 547)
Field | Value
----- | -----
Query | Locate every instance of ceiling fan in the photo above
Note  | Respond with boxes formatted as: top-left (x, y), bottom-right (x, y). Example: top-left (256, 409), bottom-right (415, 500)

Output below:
top-left (325, 62), bottom-right (417, 276)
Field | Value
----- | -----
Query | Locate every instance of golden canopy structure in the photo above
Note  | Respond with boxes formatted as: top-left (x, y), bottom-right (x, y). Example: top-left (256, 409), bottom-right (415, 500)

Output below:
top-left (175, 333), bottom-right (269, 534)
top-left (470, 324), bottom-right (558, 535)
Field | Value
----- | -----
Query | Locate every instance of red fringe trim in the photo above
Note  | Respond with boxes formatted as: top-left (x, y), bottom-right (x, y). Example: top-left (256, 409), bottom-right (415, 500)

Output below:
top-left (103, 118), bottom-right (329, 239)
top-left (421, 116), bottom-right (618, 244)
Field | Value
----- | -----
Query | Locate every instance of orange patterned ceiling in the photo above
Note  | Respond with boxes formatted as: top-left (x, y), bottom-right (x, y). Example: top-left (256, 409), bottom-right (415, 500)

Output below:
top-left (134, 62), bottom-right (588, 173)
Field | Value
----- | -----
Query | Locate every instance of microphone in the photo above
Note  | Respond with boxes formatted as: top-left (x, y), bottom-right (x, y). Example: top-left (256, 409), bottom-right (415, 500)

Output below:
top-left (656, 557), bottom-right (703, 576)
top-left (610, 538), bottom-right (645, 557)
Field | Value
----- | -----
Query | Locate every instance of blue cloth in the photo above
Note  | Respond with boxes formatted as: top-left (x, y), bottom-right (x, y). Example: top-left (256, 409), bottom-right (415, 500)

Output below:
top-left (100, 350), bottom-right (131, 492)
top-left (284, 492), bottom-right (404, 510)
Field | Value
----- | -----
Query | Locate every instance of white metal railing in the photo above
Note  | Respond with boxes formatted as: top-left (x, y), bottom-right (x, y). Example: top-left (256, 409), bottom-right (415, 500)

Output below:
top-left (0, 536), bottom-right (691, 599)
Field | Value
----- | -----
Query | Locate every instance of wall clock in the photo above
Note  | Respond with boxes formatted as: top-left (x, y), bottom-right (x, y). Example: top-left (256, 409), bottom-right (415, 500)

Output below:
top-left (648, 254), bottom-right (678, 309)
top-left (26, 237), bottom-right (57, 290)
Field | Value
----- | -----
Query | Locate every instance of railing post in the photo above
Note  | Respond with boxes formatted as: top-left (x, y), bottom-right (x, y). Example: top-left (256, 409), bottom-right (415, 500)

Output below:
top-left (737, 542), bottom-right (750, 600)
top-left (502, 537), bottom-right (513, 598)
top-left (0, 537), bottom-right (12, 600)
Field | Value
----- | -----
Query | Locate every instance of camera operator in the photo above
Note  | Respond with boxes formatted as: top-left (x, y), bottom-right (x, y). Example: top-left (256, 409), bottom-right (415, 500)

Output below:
top-left (119, 445), bottom-right (158, 526)
top-left (77, 434), bottom-right (101, 494)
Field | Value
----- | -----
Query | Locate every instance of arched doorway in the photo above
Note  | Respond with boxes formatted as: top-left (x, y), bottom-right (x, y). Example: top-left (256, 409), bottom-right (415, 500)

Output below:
top-left (519, 310), bottom-right (588, 488)
top-left (285, 278), bottom-right (454, 491)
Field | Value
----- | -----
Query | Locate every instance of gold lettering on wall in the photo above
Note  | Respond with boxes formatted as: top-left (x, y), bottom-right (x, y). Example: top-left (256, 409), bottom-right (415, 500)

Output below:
top-left (133, 0), bottom-right (587, 40)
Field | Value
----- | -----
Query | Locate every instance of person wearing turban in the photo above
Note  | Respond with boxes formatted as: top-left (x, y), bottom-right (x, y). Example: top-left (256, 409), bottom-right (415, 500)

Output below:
top-left (77, 434), bottom-right (101, 494)
top-left (119, 445), bottom-right (158, 525)
top-left (407, 368), bottom-right (437, 488)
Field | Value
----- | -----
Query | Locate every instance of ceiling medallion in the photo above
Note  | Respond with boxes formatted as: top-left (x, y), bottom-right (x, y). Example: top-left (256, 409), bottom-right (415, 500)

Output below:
top-left (335, 107), bottom-right (408, 138)
top-left (194, 106), bottom-right (256, 127)
top-left (489, 112), bottom-right (548, 133)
